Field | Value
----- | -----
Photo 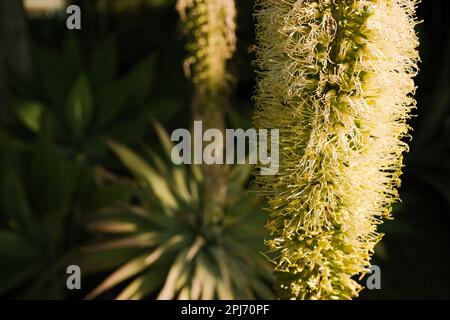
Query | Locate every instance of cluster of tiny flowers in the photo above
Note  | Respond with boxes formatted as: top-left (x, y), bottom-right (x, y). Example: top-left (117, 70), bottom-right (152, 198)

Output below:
top-left (253, 0), bottom-right (419, 299)
top-left (177, 0), bottom-right (236, 93)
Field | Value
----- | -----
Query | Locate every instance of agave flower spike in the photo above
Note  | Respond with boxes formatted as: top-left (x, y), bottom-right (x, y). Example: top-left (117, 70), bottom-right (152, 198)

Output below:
top-left (253, 0), bottom-right (420, 299)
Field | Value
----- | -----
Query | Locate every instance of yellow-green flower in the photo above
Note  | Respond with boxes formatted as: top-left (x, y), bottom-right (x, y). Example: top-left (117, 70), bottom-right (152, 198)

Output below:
top-left (253, 0), bottom-right (420, 299)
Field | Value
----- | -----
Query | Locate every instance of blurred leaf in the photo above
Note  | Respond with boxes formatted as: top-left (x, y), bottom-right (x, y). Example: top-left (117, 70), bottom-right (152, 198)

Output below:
top-left (107, 139), bottom-right (178, 210)
top-left (68, 248), bottom-right (146, 275)
top-left (96, 80), bottom-right (129, 128)
top-left (86, 235), bottom-right (183, 299)
top-left (13, 101), bottom-right (44, 133)
top-left (0, 230), bottom-right (40, 260)
top-left (86, 212), bottom-right (156, 234)
top-left (90, 38), bottom-right (118, 88)
top-left (157, 250), bottom-right (187, 300)
top-left (35, 47), bottom-right (72, 110)
top-left (0, 133), bottom-right (96, 298)
top-left (0, 262), bottom-right (45, 296)
top-left (65, 75), bottom-right (93, 141)
top-left (2, 169), bottom-right (36, 239)
top-left (116, 268), bottom-right (166, 300)
top-left (152, 121), bottom-right (173, 158)
top-left (82, 126), bottom-right (274, 300)
top-left (148, 98), bottom-right (182, 124)
top-left (122, 54), bottom-right (156, 104)
top-left (82, 231), bottom-right (162, 252)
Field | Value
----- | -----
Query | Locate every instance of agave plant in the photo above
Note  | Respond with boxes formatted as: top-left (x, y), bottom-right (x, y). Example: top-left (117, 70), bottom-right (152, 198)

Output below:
top-left (0, 131), bottom-right (96, 299)
top-left (80, 124), bottom-right (274, 299)
top-left (8, 34), bottom-right (179, 163)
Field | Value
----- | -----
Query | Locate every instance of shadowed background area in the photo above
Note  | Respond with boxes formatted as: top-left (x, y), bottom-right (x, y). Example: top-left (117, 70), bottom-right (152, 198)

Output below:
top-left (0, 0), bottom-right (449, 299)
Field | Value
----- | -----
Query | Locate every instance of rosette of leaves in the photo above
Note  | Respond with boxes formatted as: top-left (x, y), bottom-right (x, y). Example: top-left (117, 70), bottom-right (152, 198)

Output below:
top-left (80, 124), bottom-right (274, 299)
top-left (8, 34), bottom-right (180, 163)
top-left (0, 131), bottom-right (96, 299)
top-left (253, 0), bottom-right (420, 299)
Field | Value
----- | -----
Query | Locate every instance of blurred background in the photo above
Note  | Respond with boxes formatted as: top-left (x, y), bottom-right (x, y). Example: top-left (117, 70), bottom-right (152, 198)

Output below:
top-left (0, 0), bottom-right (449, 299)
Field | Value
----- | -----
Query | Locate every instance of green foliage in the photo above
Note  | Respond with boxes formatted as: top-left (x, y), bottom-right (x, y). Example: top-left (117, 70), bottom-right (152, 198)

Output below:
top-left (77, 125), bottom-right (274, 300)
top-left (8, 34), bottom-right (180, 163)
top-left (0, 132), bottom-right (95, 299)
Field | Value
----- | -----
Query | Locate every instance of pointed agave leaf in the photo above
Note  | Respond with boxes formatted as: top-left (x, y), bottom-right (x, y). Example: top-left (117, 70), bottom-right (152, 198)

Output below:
top-left (217, 279), bottom-right (234, 300)
top-left (0, 261), bottom-right (45, 296)
top-left (87, 218), bottom-right (140, 234)
top-left (196, 254), bottom-right (217, 300)
top-left (85, 207), bottom-right (160, 234)
top-left (191, 164), bottom-right (203, 183)
top-left (190, 256), bottom-right (212, 300)
top-left (84, 254), bottom-right (147, 299)
top-left (178, 286), bottom-right (191, 300)
top-left (185, 236), bottom-right (205, 262)
top-left (189, 179), bottom-right (199, 206)
top-left (145, 148), bottom-right (170, 178)
top-left (65, 75), bottom-right (93, 141)
top-left (13, 101), bottom-right (44, 133)
top-left (122, 54), bottom-right (156, 104)
top-left (30, 132), bottom-right (65, 213)
top-left (53, 160), bottom-right (85, 219)
top-left (107, 139), bottom-right (178, 210)
top-left (90, 37), bottom-right (118, 88)
top-left (174, 263), bottom-right (190, 294)
top-left (173, 168), bottom-right (191, 203)
top-left (211, 248), bottom-right (234, 299)
top-left (69, 248), bottom-right (145, 275)
top-left (153, 121), bottom-right (173, 159)
top-left (82, 231), bottom-right (162, 252)
top-left (2, 170), bottom-right (36, 239)
top-left (0, 230), bottom-right (40, 260)
top-left (190, 268), bottom-right (202, 300)
top-left (157, 250), bottom-right (188, 300)
top-left (116, 268), bottom-right (166, 300)
top-left (96, 80), bottom-right (129, 127)
top-left (86, 235), bottom-right (183, 299)
top-left (35, 47), bottom-right (72, 110)
top-left (226, 258), bottom-right (255, 299)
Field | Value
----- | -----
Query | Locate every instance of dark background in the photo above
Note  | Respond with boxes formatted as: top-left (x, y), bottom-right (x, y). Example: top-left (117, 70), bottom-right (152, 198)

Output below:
top-left (0, 0), bottom-right (449, 299)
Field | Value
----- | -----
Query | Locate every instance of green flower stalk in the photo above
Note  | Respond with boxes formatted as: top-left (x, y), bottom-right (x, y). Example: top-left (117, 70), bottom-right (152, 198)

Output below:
top-left (177, 0), bottom-right (236, 94)
top-left (253, 0), bottom-right (420, 299)
top-left (177, 0), bottom-right (237, 220)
